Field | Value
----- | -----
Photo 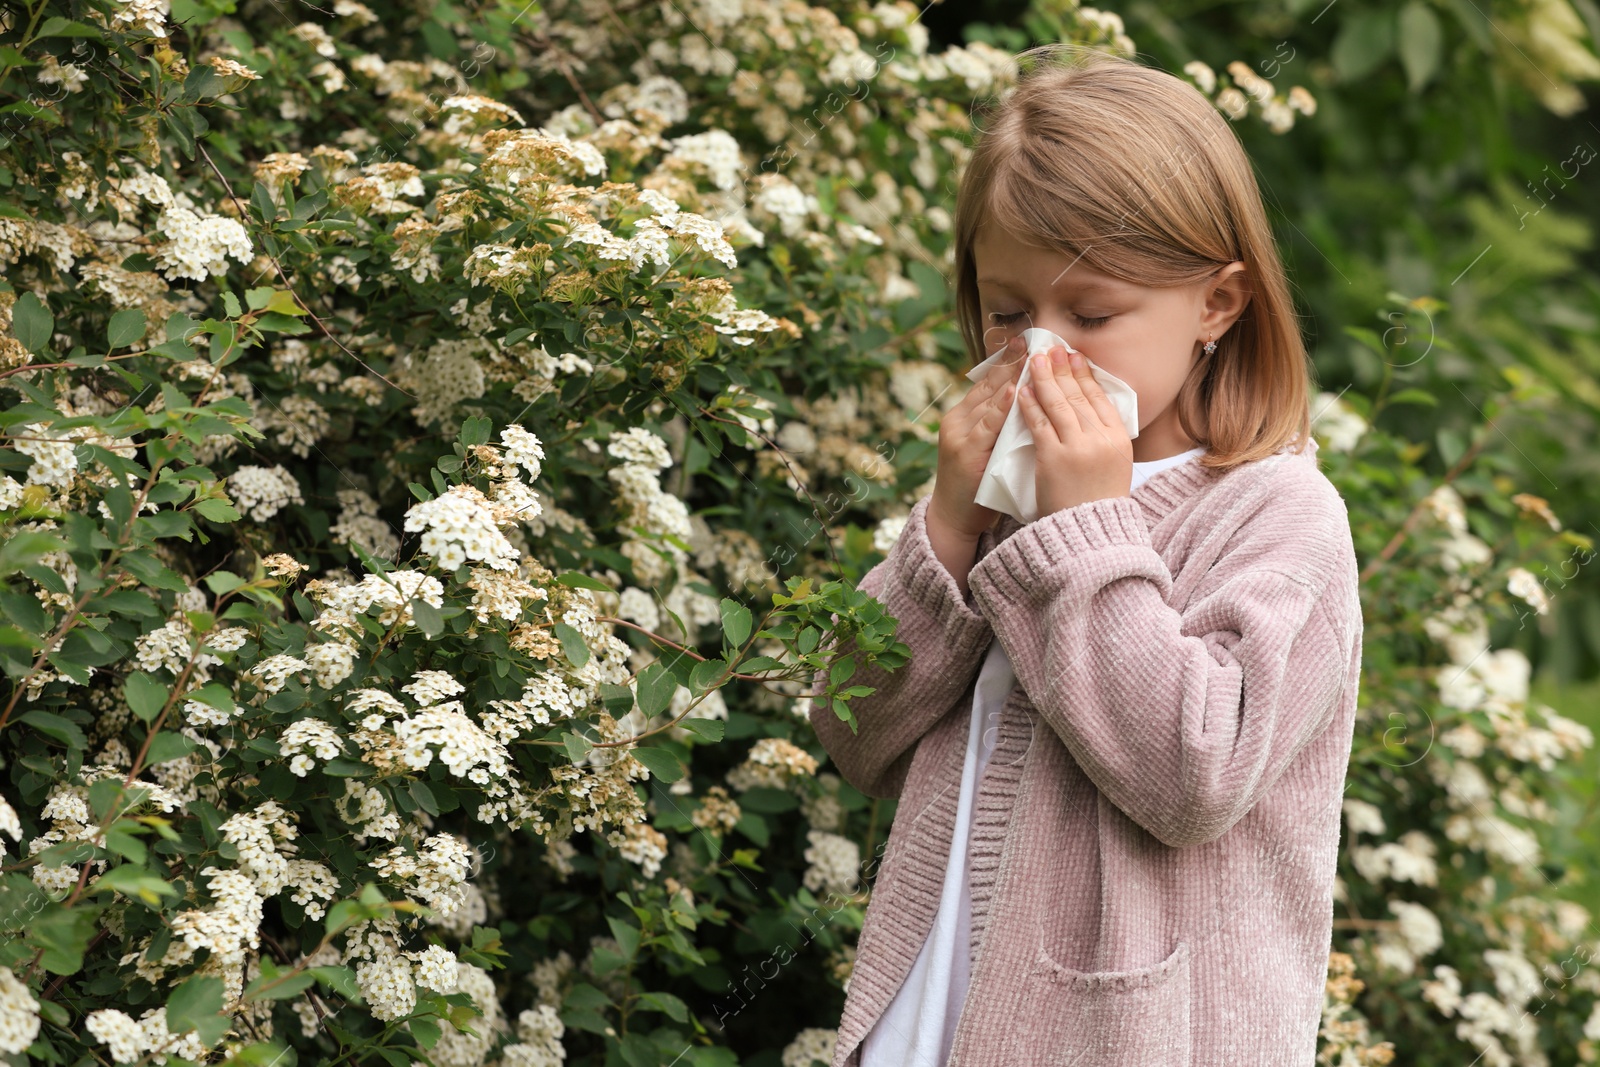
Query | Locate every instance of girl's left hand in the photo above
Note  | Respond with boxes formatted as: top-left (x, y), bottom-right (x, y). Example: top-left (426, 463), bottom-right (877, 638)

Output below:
top-left (1018, 344), bottom-right (1134, 516)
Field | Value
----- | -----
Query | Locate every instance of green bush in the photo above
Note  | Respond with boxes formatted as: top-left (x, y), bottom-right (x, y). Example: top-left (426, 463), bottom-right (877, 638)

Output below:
top-left (1, 0), bottom-right (1598, 1065)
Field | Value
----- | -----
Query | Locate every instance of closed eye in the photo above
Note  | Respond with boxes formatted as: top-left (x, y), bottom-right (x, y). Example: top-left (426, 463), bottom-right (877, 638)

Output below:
top-left (987, 311), bottom-right (1113, 331)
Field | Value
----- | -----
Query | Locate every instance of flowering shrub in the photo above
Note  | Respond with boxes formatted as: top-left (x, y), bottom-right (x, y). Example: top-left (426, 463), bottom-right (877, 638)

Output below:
top-left (2, 0), bottom-right (1596, 1064)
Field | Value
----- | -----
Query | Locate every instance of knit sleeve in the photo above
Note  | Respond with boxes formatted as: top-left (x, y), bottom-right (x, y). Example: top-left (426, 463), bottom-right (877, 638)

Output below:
top-left (965, 481), bottom-right (1361, 848)
top-left (809, 494), bottom-right (995, 799)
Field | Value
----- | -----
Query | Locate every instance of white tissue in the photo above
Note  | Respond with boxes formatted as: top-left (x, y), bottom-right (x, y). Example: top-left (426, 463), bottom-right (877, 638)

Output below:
top-left (963, 327), bottom-right (1140, 525)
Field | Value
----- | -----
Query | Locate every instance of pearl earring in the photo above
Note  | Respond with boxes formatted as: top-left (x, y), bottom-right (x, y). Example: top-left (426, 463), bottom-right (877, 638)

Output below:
top-left (1203, 337), bottom-right (1218, 356)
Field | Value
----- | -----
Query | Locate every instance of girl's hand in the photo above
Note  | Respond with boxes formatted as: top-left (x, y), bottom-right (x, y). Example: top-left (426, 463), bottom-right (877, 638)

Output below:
top-left (929, 336), bottom-right (1028, 540)
top-left (1019, 344), bottom-right (1134, 516)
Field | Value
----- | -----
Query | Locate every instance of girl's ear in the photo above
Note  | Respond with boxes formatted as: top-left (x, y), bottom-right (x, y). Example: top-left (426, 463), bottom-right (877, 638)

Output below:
top-left (1201, 261), bottom-right (1252, 338)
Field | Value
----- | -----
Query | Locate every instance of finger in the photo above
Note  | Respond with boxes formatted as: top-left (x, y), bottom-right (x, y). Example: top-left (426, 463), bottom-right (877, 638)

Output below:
top-left (973, 381), bottom-right (1015, 437)
top-left (1066, 350), bottom-right (1124, 432)
top-left (1031, 350), bottom-right (1091, 436)
top-left (1017, 382), bottom-right (1059, 447)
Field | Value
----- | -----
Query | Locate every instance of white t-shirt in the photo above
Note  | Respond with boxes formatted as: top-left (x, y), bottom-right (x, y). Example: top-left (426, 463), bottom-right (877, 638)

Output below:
top-left (859, 445), bottom-right (1209, 1067)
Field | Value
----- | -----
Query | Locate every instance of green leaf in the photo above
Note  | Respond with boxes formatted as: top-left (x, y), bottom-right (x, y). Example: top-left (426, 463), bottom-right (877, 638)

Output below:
top-left (187, 682), bottom-right (235, 713)
top-left (635, 661), bottom-right (675, 717)
top-left (606, 915), bottom-right (640, 959)
top-left (734, 810), bottom-right (769, 846)
top-left (104, 824), bottom-right (149, 863)
top-left (1331, 8), bottom-right (1396, 82)
top-left (554, 570), bottom-right (613, 592)
top-left (736, 786), bottom-right (796, 813)
top-left (244, 967), bottom-right (315, 1001)
top-left (630, 746), bottom-right (685, 782)
top-left (677, 717), bottom-right (725, 742)
top-left (163, 110), bottom-right (197, 160)
top-left (204, 571), bottom-right (246, 595)
top-left (460, 415), bottom-right (491, 447)
top-left (107, 308), bottom-right (147, 350)
top-left (37, 16), bottom-right (103, 36)
top-left (689, 657), bottom-right (727, 693)
top-left (90, 865), bottom-right (176, 907)
top-left (637, 991), bottom-right (688, 1023)
top-left (167, 976), bottom-right (231, 1046)
top-left (1398, 1), bottom-right (1443, 91)
top-left (146, 731), bottom-right (200, 766)
top-left (719, 598), bottom-right (752, 647)
top-left (124, 671), bottom-right (170, 723)
top-left (309, 965), bottom-right (360, 999)
top-left (553, 622), bottom-right (590, 667)
top-left (1385, 388), bottom-right (1438, 408)
top-left (412, 599), bottom-right (445, 638)
top-left (194, 497), bottom-right (242, 522)
top-left (18, 711), bottom-right (85, 752)
top-left (409, 780), bottom-right (440, 816)
top-left (562, 731), bottom-right (593, 762)
top-left (321, 758), bottom-right (372, 777)
top-left (12, 292), bottom-right (52, 355)
top-left (599, 682), bottom-right (636, 716)
top-left (30, 904), bottom-right (100, 975)
top-left (0, 530), bottom-right (65, 577)
top-left (411, 1017), bottom-right (442, 1049)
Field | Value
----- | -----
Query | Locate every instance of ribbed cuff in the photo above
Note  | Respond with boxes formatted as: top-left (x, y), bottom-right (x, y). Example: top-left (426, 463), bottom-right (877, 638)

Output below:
top-left (967, 494), bottom-right (1153, 606)
top-left (893, 495), bottom-right (990, 633)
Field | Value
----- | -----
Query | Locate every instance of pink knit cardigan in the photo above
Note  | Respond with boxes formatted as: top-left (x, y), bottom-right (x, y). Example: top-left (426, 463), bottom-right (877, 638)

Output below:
top-left (809, 442), bottom-right (1363, 1067)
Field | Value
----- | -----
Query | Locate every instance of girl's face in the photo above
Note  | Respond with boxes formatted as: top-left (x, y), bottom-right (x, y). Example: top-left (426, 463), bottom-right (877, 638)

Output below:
top-left (972, 223), bottom-right (1252, 462)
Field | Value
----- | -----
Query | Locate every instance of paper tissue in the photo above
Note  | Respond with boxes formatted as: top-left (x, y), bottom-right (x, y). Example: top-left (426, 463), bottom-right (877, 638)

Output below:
top-left (964, 327), bottom-right (1141, 525)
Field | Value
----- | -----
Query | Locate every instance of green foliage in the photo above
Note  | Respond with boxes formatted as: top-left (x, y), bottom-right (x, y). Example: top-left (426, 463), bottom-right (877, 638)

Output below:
top-left (4, 0), bottom-right (1599, 1063)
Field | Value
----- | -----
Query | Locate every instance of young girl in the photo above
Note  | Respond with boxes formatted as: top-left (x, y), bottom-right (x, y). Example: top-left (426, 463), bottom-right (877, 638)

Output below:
top-left (810, 46), bottom-right (1364, 1067)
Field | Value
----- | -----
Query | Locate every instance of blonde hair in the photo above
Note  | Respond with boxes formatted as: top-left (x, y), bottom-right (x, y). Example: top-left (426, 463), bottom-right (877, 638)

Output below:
top-left (952, 45), bottom-right (1317, 472)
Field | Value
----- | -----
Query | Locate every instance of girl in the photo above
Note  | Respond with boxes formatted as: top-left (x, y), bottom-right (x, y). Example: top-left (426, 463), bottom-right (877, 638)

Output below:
top-left (810, 45), bottom-right (1364, 1067)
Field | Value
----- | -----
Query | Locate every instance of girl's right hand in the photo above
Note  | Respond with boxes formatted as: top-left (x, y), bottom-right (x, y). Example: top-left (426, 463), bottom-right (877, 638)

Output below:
top-left (929, 336), bottom-right (1027, 541)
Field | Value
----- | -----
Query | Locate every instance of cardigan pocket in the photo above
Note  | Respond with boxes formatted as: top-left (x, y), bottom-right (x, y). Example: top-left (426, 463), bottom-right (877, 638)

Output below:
top-left (1027, 938), bottom-right (1192, 1067)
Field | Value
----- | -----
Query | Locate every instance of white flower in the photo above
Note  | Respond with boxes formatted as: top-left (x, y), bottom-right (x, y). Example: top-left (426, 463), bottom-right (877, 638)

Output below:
top-left (14, 425), bottom-right (80, 487)
top-left (1388, 900), bottom-right (1443, 957)
top-left (86, 1008), bottom-right (145, 1062)
top-left (1423, 484), bottom-right (1469, 532)
top-left (1438, 530), bottom-right (1492, 573)
top-left (663, 129), bottom-right (744, 190)
top-left (802, 829), bottom-right (860, 896)
top-left (1421, 964), bottom-right (1462, 1017)
top-left (503, 1004), bottom-right (567, 1067)
top-left (289, 21), bottom-right (337, 56)
top-left (1505, 567), bottom-right (1549, 616)
top-left (500, 426), bottom-right (546, 481)
top-left (610, 821), bottom-right (667, 878)
top-left (1288, 86), bottom-right (1317, 116)
top-left (1351, 830), bottom-right (1439, 887)
top-left (1215, 86), bottom-right (1249, 119)
top-left (0, 967), bottom-right (40, 1055)
top-left (305, 642), bottom-right (355, 688)
top-left (411, 945), bottom-right (460, 993)
top-left (249, 654), bottom-right (310, 694)
top-left (228, 465), bottom-right (304, 522)
top-left (1342, 798), bottom-right (1385, 837)
top-left (280, 719), bottom-right (343, 776)
top-left (403, 485), bottom-right (520, 572)
top-left (402, 670), bottom-right (465, 706)
top-left (616, 588), bottom-right (660, 631)
top-left (0, 796), bottom-right (21, 860)
top-left (872, 514), bottom-right (908, 553)
top-left (152, 204), bottom-right (253, 281)
top-left (111, 0), bottom-right (170, 36)
top-left (1182, 60), bottom-right (1216, 94)
top-left (1311, 392), bottom-right (1367, 452)
top-left (781, 1027), bottom-right (837, 1067)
